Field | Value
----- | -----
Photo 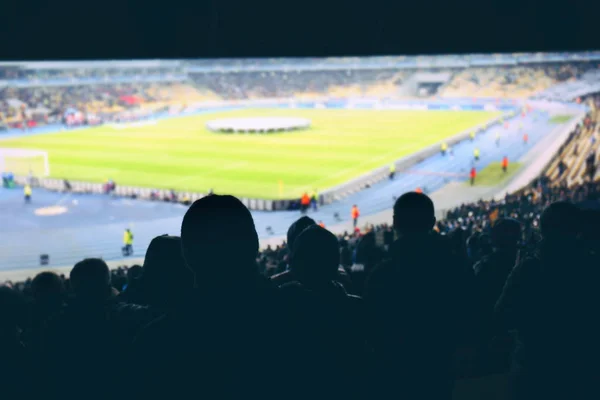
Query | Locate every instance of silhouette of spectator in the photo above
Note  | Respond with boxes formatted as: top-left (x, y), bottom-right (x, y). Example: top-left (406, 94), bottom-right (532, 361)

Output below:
top-left (281, 225), bottom-right (365, 398)
top-left (474, 218), bottom-right (521, 336)
top-left (25, 271), bottom-right (65, 353)
top-left (41, 259), bottom-right (152, 400)
top-left (116, 264), bottom-right (143, 303)
top-left (495, 202), bottom-right (600, 400)
top-left (348, 231), bottom-right (385, 296)
top-left (365, 192), bottom-right (475, 400)
top-left (139, 235), bottom-right (194, 311)
top-left (0, 286), bottom-right (32, 399)
top-left (130, 195), bottom-right (291, 400)
top-left (472, 219), bottom-right (522, 374)
top-left (271, 216), bottom-right (353, 290)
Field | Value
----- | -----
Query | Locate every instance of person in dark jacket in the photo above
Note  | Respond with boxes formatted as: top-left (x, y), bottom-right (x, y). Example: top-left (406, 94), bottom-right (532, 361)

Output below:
top-left (0, 287), bottom-right (32, 399)
top-left (281, 225), bottom-right (365, 398)
top-left (495, 202), bottom-right (600, 400)
top-left (348, 231), bottom-right (385, 296)
top-left (139, 235), bottom-right (194, 311)
top-left (129, 195), bottom-right (291, 400)
top-left (473, 219), bottom-right (522, 373)
top-left (365, 192), bottom-right (474, 400)
top-left (474, 218), bottom-right (521, 337)
top-left (24, 271), bottom-right (65, 354)
top-left (271, 216), bottom-right (353, 291)
top-left (40, 259), bottom-right (153, 400)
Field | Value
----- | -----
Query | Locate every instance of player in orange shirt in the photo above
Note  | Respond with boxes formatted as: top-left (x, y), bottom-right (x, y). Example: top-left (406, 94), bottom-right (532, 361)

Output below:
top-left (300, 192), bottom-right (310, 214)
top-left (502, 156), bottom-right (509, 173)
top-left (351, 205), bottom-right (360, 228)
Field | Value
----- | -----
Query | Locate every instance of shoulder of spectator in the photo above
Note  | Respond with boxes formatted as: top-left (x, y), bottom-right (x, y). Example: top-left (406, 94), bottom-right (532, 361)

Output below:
top-left (364, 259), bottom-right (394, 298)
top-left (473, 255), bottom-right (491, 276)
top-left (270, 269), bottom-right (293, 286)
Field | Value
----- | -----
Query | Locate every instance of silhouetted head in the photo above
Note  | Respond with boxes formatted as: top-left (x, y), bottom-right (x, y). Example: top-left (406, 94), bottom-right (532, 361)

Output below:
top-left (286, 216), bottom-right (316, 250)
top-left (70, 258), bottom-right (111, 301)
top-left (290, 226), bottom-right (340, 287)
top-left (393, 192), bottom-right (436, 235)
top-left (466, 232), bottom-right (482, 260)
top-left (31, 271), bottom-right (65, 305)
top-left (181, 195), bottom-right (259, 279)
top-left (126, 265), bottom-right (143, 283)
top-left (540, 201), bottom-right (581, 240)
top-left (143, 235), bottom-right (193, 308)
top-left (491, 218), bottom-right (522, 250)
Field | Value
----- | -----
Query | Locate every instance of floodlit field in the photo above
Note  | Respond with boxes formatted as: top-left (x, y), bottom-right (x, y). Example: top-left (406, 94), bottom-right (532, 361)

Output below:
top-left (0, 108), bottom-right (500, 199)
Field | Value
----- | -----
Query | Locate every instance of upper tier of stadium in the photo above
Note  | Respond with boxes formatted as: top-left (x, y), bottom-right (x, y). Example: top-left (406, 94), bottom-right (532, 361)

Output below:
top-left (2, 52), bottom-right (600, 130)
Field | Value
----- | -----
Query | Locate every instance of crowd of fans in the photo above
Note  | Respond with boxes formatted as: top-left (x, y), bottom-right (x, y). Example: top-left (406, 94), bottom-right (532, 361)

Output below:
top-left (2, 61), bottom-right (598, 127)
top-left (0, 82), bottom-right (197, 128)
top-left (545, 98), bottom-right (599, 186)
top-left (441, 63), bottom-right (596, 98)
top-left (2, 181), bottom-right (599, 399)
top-left (2, 64), bottom-right (600, 399)
top-left (188, 69), bottom-right (406, 100)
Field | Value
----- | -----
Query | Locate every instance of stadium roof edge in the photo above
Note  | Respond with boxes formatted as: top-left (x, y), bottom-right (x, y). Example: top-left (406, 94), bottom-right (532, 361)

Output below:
top-left (0, 51), bottom-right (599, 71)
top-left (0, 60), bottom-right (182, 69)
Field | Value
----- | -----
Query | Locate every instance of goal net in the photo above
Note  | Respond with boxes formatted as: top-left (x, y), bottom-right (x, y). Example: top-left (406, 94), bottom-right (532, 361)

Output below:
top-left (0, 148), bottom-right (50, 178)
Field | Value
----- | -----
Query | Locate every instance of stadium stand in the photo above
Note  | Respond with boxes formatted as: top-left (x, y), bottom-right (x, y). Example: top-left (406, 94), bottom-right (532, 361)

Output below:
top-left (544, 97), bottom-right (599, 186)
top-left (2, 174), bottom-right (599, 399)
top-left (2, 59), bottom-right (600, 130)
top-left (2, 57), bottom-right (600, 400)
top-left (440, 64), bottom-right (594, 99)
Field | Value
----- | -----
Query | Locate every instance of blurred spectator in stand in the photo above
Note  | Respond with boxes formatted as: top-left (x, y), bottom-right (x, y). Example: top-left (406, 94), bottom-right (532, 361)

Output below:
top-left (365, 192), bottom-right (475, 400)
top-left (271, 216), bottom-right (353, 291)
top-left (0, 287), bottom-right (32, 398)
top-left (495, 202), bottom-right (600, 400)
top-left (474, 218), bottom-right (522, 337)
top-left (117, 265), bottom-right (143, 304)
top-left (281, 225), bottom-right (365, 398)
top-left (348, 231), bottom-right (385, 296)
top-left (40, 259), bottom-right (152, 400)
top-left (139, 235), bottom-right (194, 312)
top-left (24, 272), bottom-right (65, 354)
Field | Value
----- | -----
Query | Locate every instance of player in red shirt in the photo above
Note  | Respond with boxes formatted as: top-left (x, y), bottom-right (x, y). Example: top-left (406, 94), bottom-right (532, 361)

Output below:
top-left (502, 156), bottom-right (509, 173)
top-left (470, 167), bottom-right (477, 186)
top-left (351, 205), bottom-right (360, 228)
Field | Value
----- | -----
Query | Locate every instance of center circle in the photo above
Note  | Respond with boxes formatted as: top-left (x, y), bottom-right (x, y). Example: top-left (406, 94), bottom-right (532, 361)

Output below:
top-left (35, 206), bottom-right (69, 216)
top-left (206, 117), bottom-right (311, 134)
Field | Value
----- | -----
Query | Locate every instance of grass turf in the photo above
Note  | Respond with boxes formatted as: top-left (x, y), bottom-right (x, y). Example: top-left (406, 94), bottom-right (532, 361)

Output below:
top-left (470, 162), bottom-right (523, 187)
top-left (0, 108), bottom-right (499, 199)
top-left (549, 115), bottom-right (574, 124)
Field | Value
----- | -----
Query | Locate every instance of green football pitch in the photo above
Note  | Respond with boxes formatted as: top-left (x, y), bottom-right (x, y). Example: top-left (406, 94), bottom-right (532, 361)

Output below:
top-left (0, 108), bottom-right (500, 199)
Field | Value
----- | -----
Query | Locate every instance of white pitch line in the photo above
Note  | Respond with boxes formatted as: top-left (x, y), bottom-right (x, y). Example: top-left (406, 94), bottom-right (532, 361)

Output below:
top-left (295, 142), bottom-right (423, 193)
top-left (54, 193), bottom-right (72, 207)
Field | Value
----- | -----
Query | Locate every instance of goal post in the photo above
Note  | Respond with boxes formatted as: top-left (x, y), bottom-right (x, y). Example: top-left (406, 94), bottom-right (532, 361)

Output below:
top-left (0, 148), bottom-right (50, 178)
